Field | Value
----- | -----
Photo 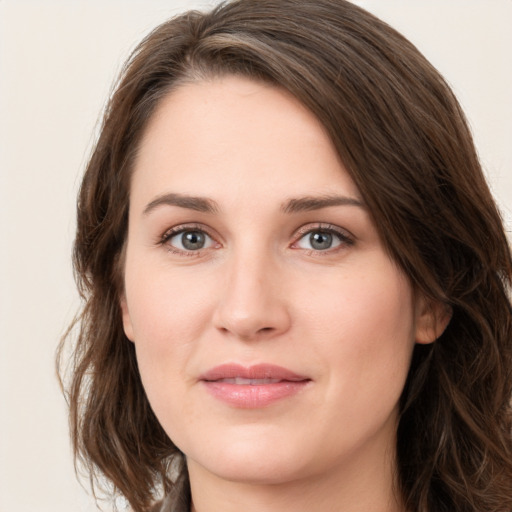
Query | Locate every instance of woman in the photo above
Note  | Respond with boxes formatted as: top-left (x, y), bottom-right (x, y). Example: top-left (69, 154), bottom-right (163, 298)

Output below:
top-left (58, 1), bottom-right (512, 511)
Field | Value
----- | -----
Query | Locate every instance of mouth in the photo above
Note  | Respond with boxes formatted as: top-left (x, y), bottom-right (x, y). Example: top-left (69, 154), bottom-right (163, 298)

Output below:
top-left (199, 363), bottom-right (311, 408)
top-left (212, 377), bottom-right (284, 385)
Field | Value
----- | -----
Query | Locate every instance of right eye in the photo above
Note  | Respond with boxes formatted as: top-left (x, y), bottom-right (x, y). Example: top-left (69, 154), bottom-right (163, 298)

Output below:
top-left (162, 227), bottom-right (216, 254)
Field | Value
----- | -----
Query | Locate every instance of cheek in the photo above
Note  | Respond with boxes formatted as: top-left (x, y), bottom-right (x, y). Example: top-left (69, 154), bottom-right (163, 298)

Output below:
top-left (297, 261), bottom-right (416, 407)
top-left (298, 259), bottom-right (415, 344)
top-left (123, 263), bottom-right (217, 393)
top-left (343, 276), bottom-right (415, 359)
top-left (126, 259), bottom-right (214, 341)
top-left (346, 270), bottom-right (415, 367)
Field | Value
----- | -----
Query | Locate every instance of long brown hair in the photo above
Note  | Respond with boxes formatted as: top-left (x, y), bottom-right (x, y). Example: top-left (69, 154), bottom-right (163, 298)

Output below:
top-left (58, 1), bottom-right (512, 511)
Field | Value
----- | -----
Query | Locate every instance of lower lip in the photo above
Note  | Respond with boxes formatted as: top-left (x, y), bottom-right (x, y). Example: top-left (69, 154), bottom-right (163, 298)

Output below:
top-left (202, 380), bottom-right (310, 408)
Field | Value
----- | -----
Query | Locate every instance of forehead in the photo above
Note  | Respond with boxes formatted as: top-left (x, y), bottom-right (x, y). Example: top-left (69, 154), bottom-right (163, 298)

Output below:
top-left (131, 75), bottom-right (360, 209)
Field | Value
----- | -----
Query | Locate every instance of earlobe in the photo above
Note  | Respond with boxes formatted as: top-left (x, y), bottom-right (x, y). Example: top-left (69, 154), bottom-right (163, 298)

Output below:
top-left (415, 296), bottom-right (452, 345)
top-left (120, 295), bottom-right (135, 342)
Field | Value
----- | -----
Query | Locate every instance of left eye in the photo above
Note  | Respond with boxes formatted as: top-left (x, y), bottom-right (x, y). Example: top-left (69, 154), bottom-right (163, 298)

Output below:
top-left (167, 229), bottom-right (215, 251)
top-left (295, 229), bottom-right (345, 251)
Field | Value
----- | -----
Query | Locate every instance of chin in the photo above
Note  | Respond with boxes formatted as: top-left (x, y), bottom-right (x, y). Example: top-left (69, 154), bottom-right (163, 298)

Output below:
top-left (184, 425), bottom-right (313, 485)
top-left (192, 455), bottom-right (307, 486)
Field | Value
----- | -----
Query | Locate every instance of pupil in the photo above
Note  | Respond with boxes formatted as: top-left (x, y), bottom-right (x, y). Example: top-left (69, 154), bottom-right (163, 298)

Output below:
top-left (310, 231), bottom-right (332, 250)
top-left (182, 231), bottom-right (205, 250)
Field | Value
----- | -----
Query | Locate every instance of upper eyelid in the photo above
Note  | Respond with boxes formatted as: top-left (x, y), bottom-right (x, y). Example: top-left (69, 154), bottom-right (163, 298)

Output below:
top-left (292, 223), bottom-right (354, 240)
top-left (161, 223), bottom-right (216, 241)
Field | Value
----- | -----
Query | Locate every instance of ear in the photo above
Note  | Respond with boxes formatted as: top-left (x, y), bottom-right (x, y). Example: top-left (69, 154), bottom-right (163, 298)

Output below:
top-left (120, 295), bottom-right (135, 342)
top-left (414, 295), bottom-right (452, 345)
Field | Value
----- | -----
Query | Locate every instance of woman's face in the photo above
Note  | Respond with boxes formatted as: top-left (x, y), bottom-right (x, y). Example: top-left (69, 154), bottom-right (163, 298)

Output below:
top-left (121, 76), bottom-right (436, 487)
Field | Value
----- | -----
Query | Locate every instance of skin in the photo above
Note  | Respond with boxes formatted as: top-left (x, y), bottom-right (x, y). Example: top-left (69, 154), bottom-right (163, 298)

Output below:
top-left (121, 76), bottom-right (446, 512)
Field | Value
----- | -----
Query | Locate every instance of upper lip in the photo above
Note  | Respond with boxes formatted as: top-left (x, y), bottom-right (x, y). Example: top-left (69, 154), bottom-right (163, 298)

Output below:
top-left (200, 363), bottom-right (310, 382)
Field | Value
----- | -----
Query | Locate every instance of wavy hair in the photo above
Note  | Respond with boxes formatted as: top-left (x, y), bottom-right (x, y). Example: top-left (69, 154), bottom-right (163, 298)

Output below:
top-left (58, 1), bottom-right (512, 511)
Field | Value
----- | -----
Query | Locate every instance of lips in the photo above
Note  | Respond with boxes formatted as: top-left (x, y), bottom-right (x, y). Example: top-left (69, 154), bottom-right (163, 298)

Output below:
top-left (213, 377), bottom-right (282, 385)
top-left (199, 364), bottom-right (311, 408)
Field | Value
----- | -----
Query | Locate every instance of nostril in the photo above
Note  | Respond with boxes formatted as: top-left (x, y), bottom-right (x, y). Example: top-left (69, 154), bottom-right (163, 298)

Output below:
top-left (213, 295), bottom-right (291, 340)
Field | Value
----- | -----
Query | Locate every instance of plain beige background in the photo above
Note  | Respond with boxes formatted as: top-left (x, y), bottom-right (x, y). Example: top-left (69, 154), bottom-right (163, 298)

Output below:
top-left (1, 1), bottom-right (511, 511)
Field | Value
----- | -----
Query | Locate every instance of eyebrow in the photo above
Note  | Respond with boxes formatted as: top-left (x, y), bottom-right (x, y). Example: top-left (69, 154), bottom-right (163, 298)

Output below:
top-left (281, 194), bottom-right (365, 214)
top-left (143, 193), bottom-right (220, 215)
top-left (142, 192), bottom-right (365, 216)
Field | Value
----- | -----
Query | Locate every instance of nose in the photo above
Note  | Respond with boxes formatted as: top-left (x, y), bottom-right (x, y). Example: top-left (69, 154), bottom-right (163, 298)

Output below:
top-left (212, 249), bottom-right (291, 341)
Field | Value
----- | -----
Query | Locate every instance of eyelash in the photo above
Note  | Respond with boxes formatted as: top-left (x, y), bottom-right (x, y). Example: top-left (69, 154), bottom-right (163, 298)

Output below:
top-left (291, 223), bottom-right (354, 255)
top-left (159, 223), bottom-right (218, 257)
top-left (159, 223), bottom-right (354, 257)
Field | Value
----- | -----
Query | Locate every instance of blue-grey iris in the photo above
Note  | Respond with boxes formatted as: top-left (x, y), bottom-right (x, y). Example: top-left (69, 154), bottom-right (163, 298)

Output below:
top-left (310, 231), bottom-right (332, 250)
top-left (182, 231), bottom-right (205, 250)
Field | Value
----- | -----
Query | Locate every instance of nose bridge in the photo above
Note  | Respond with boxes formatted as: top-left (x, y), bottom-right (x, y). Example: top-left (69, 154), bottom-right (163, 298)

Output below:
top-left (213, 240), bottom-right (290, 340)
